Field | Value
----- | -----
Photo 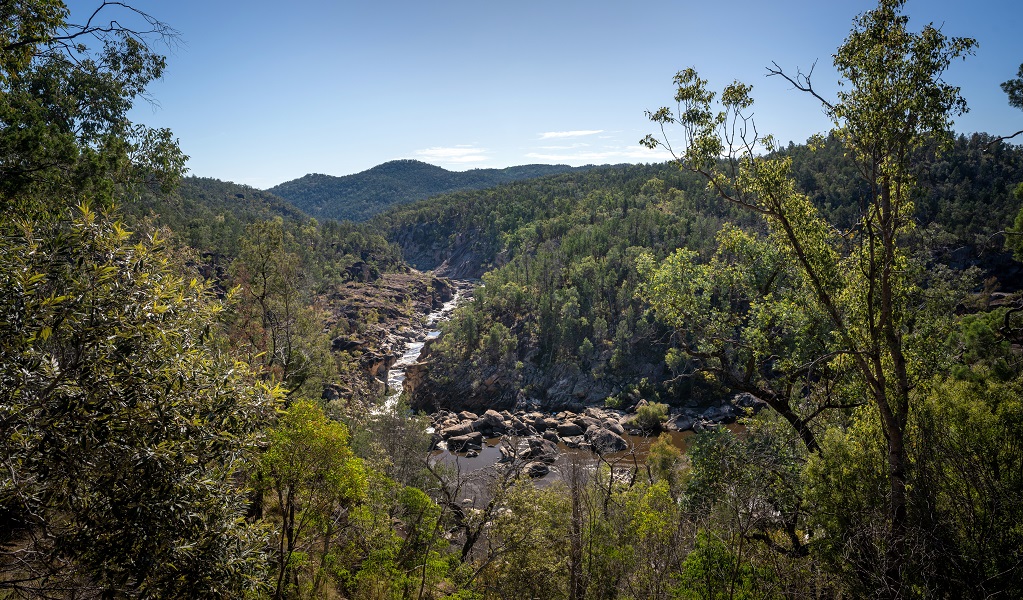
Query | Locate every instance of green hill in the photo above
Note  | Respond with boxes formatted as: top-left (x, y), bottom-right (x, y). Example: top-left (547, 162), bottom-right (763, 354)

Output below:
top-left (266, 159), bottom-right (592, 222)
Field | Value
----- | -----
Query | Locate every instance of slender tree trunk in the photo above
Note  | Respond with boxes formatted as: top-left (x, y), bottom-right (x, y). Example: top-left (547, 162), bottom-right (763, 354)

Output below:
top-left (568, 461), bottom-right (585, 600)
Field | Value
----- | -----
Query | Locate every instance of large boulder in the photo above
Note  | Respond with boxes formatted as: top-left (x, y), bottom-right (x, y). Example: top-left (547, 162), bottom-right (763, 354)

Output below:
top-left (523, 438), bottom-right (559, 464)
top-left (732, 392), bottom-right (767, 412)
top-left (523, 414), bottom-right (547, 432)
top-left (439, 421), bottom-right (475, 439)
top-left (482, 409), bottom-right (506, 429)
top-left (665, 414), bottom-right (693, 432)
top-left (506, 415), bottom-right (531, 435)
top-left (524, 461), bottom-right (550, 478)
top-left (447, 431), bottom-right (484, 452)
top-left (586, 426), bottom-right (628, 454)
top-left (557, 422), bottom-right (585, 437)
top-left (601, 418), bottom-right (626, 436)
top-left (572, 416), bottom-right (600, 431)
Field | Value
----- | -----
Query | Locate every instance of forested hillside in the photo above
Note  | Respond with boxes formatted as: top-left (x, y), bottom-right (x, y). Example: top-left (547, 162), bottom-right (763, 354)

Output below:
top-left (268, 159), bottom-right (590, 222)
top-left (376, 136), bottom-right (1023, 413)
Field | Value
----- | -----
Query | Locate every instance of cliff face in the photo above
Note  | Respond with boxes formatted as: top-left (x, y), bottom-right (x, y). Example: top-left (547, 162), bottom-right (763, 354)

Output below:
top-left (388, 227), bottom-right (504, 280)
top-left (406, 339), bottom-right (681, 415)
top-left (320, 272), bottom-right (454, 411)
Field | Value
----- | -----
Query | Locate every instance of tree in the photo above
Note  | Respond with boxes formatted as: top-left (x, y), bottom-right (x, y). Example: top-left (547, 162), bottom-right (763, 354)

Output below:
top-left (638, 225), bottom-right (837, 452)
top-left (997, 63), bottom-right (1023, 143)
top-left (230, 218), bottom-right (335, 402)
top-left (642, 0), bottom-right (975, 594)
top-left (0, 205), bottom-right (277, 597)
top-left (256, 399), bottom-right (366, 599)
top-left (0, 1), bottom-right (186, 214)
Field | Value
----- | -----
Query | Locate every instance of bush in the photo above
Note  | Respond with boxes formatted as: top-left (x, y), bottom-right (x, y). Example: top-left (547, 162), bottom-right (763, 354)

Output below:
top-left (635, 402), bottom-right (669, 431)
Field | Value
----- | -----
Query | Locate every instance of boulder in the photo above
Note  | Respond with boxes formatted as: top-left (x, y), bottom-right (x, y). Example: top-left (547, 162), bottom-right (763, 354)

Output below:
top-left (524, 438), bottom-right (559, 464)
top-left (586, 426), bottom-right (629, 454)
top-left (447, 432), bottom-right (484, 451)
top-left (524, 461), bottom-right (550, 478)
top-left (557, 422), bottom-right (585, 437)
top-left (542, 430), bottom-right (561, 444)
top-left (457, 411), bottom-right (479, 421)
top-left (665, 414), bottom-right (693, 432)
top-left (572, 416), bottom-right (600, 431)
top-left (733, 392), bottom-right (766, 412)
top-left (718, 404), bottom-right (739, 423)
top-left (506, 416), bottom-right (531, 435)
top-left (331, 337), bottom-right (366, 352)
top-left (601, 418), bottom-right (626, 436)
top-left (524, 415), bottom-right (547, 431)
top-left (321, 384), bottom-right (346, 401)
top-left (439, 422), bottom-right (474, 439)
top-left (482, 409), bottom-right (506, 429)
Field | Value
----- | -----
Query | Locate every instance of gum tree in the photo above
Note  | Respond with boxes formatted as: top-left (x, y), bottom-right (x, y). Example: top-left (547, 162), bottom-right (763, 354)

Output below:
top-left (642, 0), bottom-right (974, 593)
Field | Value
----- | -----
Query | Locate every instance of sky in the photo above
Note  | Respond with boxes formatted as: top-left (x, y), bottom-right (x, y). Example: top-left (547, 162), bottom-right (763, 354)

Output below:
top-left (67, 0), bottom-right (1022, 189)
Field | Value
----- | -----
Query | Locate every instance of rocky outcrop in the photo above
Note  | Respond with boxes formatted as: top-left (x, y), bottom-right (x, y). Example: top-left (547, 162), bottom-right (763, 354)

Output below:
top-left (431, 406), bottom-right (638, 462)
top-left (319, 271), bottom-right (458, 412)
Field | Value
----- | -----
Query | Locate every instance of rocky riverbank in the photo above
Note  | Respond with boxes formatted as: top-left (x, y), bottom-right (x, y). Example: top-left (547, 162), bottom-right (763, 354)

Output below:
top-left (428, 393), bottom-right (767, 476)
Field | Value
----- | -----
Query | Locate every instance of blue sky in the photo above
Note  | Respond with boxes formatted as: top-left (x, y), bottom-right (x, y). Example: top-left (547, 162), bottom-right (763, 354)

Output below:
top-left (68, 0), bottom-right (1021, 188)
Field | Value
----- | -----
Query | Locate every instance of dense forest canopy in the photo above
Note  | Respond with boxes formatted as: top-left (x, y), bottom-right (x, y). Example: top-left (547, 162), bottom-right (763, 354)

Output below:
top-left (2, 1), bottom-right (1023, 599)
top-left (267, 160), bottom-right (592, 222)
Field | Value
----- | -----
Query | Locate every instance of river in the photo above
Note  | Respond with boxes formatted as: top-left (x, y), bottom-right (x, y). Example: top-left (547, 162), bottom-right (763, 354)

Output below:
top-left (379, 285), bottom-right (465, 413)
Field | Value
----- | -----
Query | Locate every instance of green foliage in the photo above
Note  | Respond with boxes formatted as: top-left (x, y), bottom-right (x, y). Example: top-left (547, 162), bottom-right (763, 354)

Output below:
top-left (391, 165), bottom-right (739, 408)
top-left (479, 480), bottom-right (572, 599)
top-left (0, 2), bottom-right (186, 215)
top-left (647, 433), bottom-right (686, 490)
top-left (911, 378), bottom-right (1023, 597)
top-left (0, 205), bottom-right (276, 597)
top-left (639, 1), bottom-right (1015, 596)
top-left (1005, 183), bottom-right (1023, 261)
top-left (122, 176), bottom-right (308, 256)
top-left (635, 402), bottom-right (669, 431)
top-left (258, 399), bottom-right (366, 599)
top-left (229, 218), bottom-right (337, 400)
top-left (675, 532), bottom-right (779, 600)
top-left (270, 160), bottom-right (588, 222)
top-left (805, 377), bottom-right (1023, 597)
top-left (1003, 63), bottom-right (1023, 111)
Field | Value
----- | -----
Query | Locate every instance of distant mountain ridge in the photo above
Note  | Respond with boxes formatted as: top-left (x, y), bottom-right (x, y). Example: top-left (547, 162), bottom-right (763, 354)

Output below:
top-left (267, 159), bottom-right (592, 222)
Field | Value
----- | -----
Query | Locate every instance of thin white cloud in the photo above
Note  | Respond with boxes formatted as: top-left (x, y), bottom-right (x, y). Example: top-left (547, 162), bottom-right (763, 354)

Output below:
top-left (525, 145), bottom-right (673, 163)
top-left (414, 146), bottom-right (489, 164)
top-left (538, 130), bottom-right (604, 140)
top-left (536, 143), bottom-right (591, 150)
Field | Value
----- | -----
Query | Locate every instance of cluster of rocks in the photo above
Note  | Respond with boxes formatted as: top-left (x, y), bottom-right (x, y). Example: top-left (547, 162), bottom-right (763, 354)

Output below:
top-left (430, 393), bottom-right (769, 477)
top-left (659, 393), bottom-right (767, 433)
top-left (432, 407), bottom-right (636, 477)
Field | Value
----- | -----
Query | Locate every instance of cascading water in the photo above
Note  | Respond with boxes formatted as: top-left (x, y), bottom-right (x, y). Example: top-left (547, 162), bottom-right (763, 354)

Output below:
top-left (378, 287), bottom-right (463, 412)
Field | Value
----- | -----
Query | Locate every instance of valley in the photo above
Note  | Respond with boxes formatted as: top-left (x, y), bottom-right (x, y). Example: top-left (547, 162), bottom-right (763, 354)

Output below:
top-left (6, 2), bottom-right (1023, 596)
